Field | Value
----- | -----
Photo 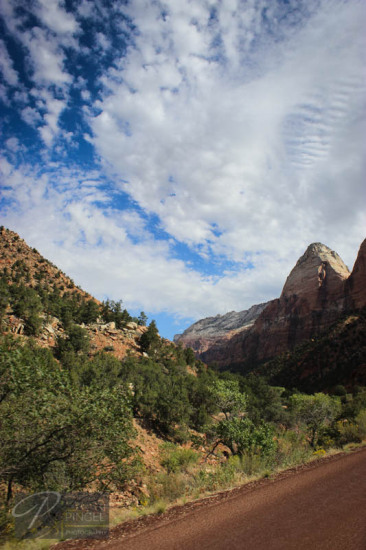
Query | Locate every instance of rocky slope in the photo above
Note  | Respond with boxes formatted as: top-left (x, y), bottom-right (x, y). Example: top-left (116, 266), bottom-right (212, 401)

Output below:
top-left (177, 240), bottom-right (366, 371)
top-left (0, 226), bottom-right (147, 359)
top-left (174, 302), bottom-right (270, 355)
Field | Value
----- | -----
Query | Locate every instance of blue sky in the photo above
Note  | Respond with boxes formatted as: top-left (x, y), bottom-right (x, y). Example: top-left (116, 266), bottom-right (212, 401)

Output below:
top-left (0, 0), bottom-right (365, 340)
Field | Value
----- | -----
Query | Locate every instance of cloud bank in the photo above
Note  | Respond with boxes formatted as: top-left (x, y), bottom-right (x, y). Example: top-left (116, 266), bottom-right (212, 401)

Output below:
top-left (0, 0), bottom-right (365, 337)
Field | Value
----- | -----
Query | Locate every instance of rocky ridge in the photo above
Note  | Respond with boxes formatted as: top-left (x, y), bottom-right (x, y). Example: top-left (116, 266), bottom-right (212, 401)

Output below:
top-left (177, 239), bottom-right (366, 370)
top-left (174, 302), bottom-right (270, 355)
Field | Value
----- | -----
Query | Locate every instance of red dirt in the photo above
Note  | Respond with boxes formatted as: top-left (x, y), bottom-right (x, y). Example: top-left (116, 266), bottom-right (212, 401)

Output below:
top-left (55, 447), bottom-right (366, 550)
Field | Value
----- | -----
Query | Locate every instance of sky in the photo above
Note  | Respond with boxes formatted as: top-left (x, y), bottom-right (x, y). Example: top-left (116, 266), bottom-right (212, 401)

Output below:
top-left (0, 0), bottom-right (365, 340)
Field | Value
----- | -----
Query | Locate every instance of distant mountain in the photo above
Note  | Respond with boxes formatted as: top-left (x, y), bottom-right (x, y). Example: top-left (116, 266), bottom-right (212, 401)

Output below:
top-left (176, 239), bottom-right (366, 383)
top-left (174, 302), bottom-right (271, 355)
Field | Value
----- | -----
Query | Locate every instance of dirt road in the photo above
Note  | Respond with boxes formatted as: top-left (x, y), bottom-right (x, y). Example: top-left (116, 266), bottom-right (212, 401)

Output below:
top-left (57, 448), bottom-right (366, 550)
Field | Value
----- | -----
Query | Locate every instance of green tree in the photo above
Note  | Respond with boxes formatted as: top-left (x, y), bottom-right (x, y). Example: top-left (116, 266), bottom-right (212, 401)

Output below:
top-left (139, 320), bottom-right (160, 354)
top-left (55, 324), bottom-right (90, 357)
top-left (0, 337), bottom-right (136, 503)
top-left (79, 352), bottom-right (121, 388)
top-left (101, 299), bottom-right (132, 328)
top-left (241, 374), bottom-right (286, 424)
top-left (0, 278), bottom-right (9, 325)
top-left (186, 371), bottom-right (218, 430)
top-left (208, 379), bottom-right (272, 457)
top-left (290, 392), bottom-right (341, 447)
top-left (10, 284), bottom-right (43, 335)
top-left (184, 347), bottom-right (196, 366)
top-left (216, 416), bottom-right (276, 457)
top-left (79, 299), bottom-right (100, 324)
top-left (138, 311), bottom-right (148, 326)
top-left (211, 379), bottom-right (247, 419)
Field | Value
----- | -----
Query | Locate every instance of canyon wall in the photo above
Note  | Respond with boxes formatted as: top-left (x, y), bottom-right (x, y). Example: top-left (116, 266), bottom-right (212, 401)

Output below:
top-left (176, 240), bottom-right (366, 370)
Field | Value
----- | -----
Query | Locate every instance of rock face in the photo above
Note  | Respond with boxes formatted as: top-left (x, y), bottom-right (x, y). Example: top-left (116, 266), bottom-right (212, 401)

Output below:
top-left (246, 242), bottom-right (351, 364)
top-left (177, 240), bottom-right (366, 370)
top-left (281, 243), bottom-right (349, 305)
top-left (345, 239), bottom-right (366, 310)
top-left (174, 302), bottom-right (270, 355)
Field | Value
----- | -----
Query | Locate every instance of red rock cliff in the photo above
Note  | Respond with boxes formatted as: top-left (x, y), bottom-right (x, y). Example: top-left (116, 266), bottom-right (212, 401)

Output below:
top-left (181, 240), bottom-right (365, 369)
top-left (345, 238), bottom-right (366, 310)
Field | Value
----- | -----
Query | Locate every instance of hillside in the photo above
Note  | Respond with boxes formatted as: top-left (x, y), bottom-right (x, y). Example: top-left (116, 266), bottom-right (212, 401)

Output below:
top-left (0, 226), bottom-right (222, 515)
top-left (0, 226), bottom-right (149, 359)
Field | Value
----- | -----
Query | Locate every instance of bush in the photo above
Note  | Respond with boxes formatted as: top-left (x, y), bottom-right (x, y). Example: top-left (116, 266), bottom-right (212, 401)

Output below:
top-left (356, 409), bottom-right (366, 439)
top-left (290, 392), bottom-right (341, 447)
top-left (334, 420), bottom-right (362, 446)
top-left (215, 417), bottom-right (277, 458)
top-left (197, 457), bottom-right (242, 492)
top-left (0, 337), bottom-right (137, 505)
top-left (160, 443), bottom-right (198, 473)
top-left (148, 472), bottom-right (187, 504)
top-left (274, 429), bottom-right (313, 468)
top-left (55, 324), bottom-right (90, 357)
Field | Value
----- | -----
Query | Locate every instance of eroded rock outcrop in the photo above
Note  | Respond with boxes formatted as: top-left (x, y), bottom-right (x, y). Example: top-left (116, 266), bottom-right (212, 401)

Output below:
top-left (345, 238), bottom-right (366, 310)
top-left (281, 243), bottom-right (349, 306)
top-left (178, 240), bottom-right (365, 370)
top-left (246, 242), bottom-right (351, 364)
top-left (174, 302), bottom-right (270, 356)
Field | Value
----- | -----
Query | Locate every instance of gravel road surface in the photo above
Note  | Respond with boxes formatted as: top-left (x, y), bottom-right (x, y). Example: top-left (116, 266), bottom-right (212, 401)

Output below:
top-left (56, 447), bottom-right (366, 550)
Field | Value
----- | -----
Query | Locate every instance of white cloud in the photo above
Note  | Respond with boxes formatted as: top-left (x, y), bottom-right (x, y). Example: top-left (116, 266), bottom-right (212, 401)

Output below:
top-left (0, 39), bottom-right (19, 86)
top-left (95, 32), bottom-right (111, 52)
top-left (89, 0), bottom-right (365, 270)
top-left (77, 0), bottom-right (94, 19)
top-left (0, 1), bottom-right (75, 150)
top-left (0, 160), bottom-right (292, 318)
top-left (37, 0), bottom-right (79, 36)
top-left (38, 93), bottom-right (67, 145)
top-left (0, 83), bottom-right (9, 105)
top-left (0, 0), bottom-right (365, 329)
top-left (21, 106), bottom-right (43, 127)
top-left (5, 137), bottom-right (20, 152)
top-left (24, 27), bottom-right (72, 86)
top-left (81, 89), bottom-right (91, 101)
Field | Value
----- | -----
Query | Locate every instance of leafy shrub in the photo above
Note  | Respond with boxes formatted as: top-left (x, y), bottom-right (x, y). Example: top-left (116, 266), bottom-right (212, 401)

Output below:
top-left (356, 409), bottom-right (366, 439)
top-left (55, 324), bottom-right (90, 357)
top-left (197, 457), bottom-right (241, 491)
top-left (160, 443), bottom-right (198, 473)
top-left (335, 420), bottom-right (362, 446)
top-left (148, 472), bottom-right (187, 504)
top-left (0, 336), bottom-right (137, 505)
top-left (215, 417), bottom-right (277, 458)
top-left (274, 429), bottom-right (313, 468)
top-left (290, 392), bottom-right (341, 447)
